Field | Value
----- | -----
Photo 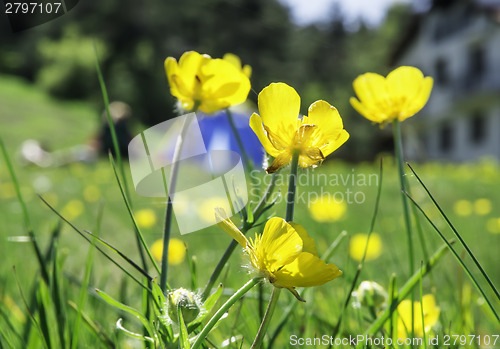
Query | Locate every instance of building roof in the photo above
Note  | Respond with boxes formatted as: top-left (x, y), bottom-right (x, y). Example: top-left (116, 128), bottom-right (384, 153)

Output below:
top-left (390, 0), bottom-right (500, 65)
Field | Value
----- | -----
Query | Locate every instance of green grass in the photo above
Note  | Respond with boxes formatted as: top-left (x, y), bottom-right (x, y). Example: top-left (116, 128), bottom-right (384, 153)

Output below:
top-left (1, 75), bottom-right (499, 348)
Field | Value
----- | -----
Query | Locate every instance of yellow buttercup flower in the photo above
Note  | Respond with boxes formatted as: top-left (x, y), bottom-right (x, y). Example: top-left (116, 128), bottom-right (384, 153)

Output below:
top-left (216, 209), bottom-right (342, 301)
top-left (151, 238), bottom-right (186, 265)
top-left (309, 196), bottom-right (347, 222)
top-left (61, 200), bottom-right (84, 220)
top-left (397, 294), bottom-right (440, 339)
top-left (350, 66), bottom-right (433, 124)
top-left (135, 209), bottom-right (157, 229)
top-left (164, 51), bottom-right (251, 114)
top-left (474, 198), bottom-right (492, 215)
top-left (250, 83), bottom-right (349, 173)
top-left (453, 199), bottom-right (472, 217)
top-left (349, 233), bottom-right (382, 262)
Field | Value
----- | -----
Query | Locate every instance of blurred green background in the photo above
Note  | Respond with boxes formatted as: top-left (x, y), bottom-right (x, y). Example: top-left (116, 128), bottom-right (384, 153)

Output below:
top-left (1, 0), bottom-right (499, 347)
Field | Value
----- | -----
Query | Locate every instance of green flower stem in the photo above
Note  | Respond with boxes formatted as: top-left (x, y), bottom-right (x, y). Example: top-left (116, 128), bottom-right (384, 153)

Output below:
top-left (285, 150), bottom-right (300, 222)
top-left (392, 118), bottom-right (415, 338)
top-left (226, 108), bottom-right (253, 171)
top-left (192, 277), bottom-right (262, 349)
top-left (251, 287), bottom-right (281, 349)
top-left (362, 240), bottom-right (451, 340)
top-left (251, 151), bottom-right (300, 348)
top-left (160, 113), bottom-right (196, 292)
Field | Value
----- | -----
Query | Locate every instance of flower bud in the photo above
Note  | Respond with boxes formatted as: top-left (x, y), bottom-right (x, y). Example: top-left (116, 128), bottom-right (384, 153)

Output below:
top-left (167, 288), bottom-right (201, 324)
top-left (353, 281), bottom-right (387, 309)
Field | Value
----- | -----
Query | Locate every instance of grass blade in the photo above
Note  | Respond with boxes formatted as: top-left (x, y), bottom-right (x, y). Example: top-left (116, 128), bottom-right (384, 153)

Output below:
top-left (93, 42), bottom-right (130, 200)
top-left (404, 190), bottom-right (499, 321)
top-left (38, 195), bottom-right (152, 292)
top-left (363, 240), bottom-right (451, 338)
top-left (96, 289), bottom-right (154, 338)
top-left (332, 158), bottom-right (384, 338)
top-left (71, 202), bottom-right (103, 349)
top-left (407, 163), bottom-right (500, 302)
top-left (108, 152), bottom-right (160, 274)
top-left (178, 306), bottom-right (191, 349)
top-left (13, 267), bottom-right (49, 349)
top-left (68, 301), bottom-right (115, 348)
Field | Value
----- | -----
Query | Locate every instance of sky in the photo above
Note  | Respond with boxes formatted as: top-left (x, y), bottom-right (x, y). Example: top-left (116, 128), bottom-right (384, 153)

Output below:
top-left (279, 0), bottom-right (416, 26)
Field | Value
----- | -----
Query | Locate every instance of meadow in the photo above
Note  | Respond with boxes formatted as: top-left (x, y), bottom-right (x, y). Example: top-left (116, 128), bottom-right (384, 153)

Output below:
top-left (1, 74), bottom-right (499, 348)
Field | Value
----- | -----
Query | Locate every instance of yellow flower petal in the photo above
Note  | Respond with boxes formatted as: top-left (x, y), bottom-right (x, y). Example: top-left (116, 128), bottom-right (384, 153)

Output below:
top-left (256, 218), bottom-right (303, 272)
top-left (266, 152), bottom-right (292, 174)
top-left (249, 113), bottom-right (280, 157)
top-left (257, 83), bottom-right (300, 146)
top-left (305, 100), bottom-right (344, 141)
top-left (164, 51), bottom-right (250, 113)
top-left (273, 252), bottom-right (342, 288)
top-left (289, 222), bottom-right (318, 256)
top-left (215, 208), bottom-right (248, 248)
top-left (351, 66), bottom-right (433, 124)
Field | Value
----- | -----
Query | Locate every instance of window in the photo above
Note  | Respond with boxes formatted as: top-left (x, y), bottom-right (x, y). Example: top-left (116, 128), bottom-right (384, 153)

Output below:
top-left (440, 123), bottom-right (453, 153)
top-left (435, 58), bottom-right (448, 86)
top-left (467, 46), bottom-right (485, 82)
top-left (470, 112), bottom-right (486, 144)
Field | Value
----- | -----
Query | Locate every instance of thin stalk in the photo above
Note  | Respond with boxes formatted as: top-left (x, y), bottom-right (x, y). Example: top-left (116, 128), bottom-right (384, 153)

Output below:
top-left (407, 163), bottom-right (500, 302)
top-left (363, 240), bottom-right (451, 339)
top-left (332, 159), bottom-right (384, 338)
top-left (226, 108), bottom-right (253, 171)
top-left (160, 113), bottom-right (195, 292)
top-left (251, 151), bottom-right (300, 348)
top-left (419, 261), bottom-right (428, 349)
top-left (404, 190), bottom-right (499, 321)
top-left (93, 42), bottom-right (130, 201)
top-left (250, 288), bottom-right (281, 349)
top-left (192, 277), bottom-right (261, 349)
top-left (392, 119), bottom-right (415, 338)
top-left (270, 231), bottom-right (348, 348)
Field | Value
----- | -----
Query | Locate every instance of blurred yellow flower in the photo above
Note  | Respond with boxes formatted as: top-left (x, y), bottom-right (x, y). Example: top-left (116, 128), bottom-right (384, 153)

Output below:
top-left (164, 51), bottom-right (251, 114)
top-left (453, 200), bottom-right (472, 216)
top-left (223, 53), bottom-right (252, 78)
top-left (486, 218), bottom-right (500, 234)
top-left (474, 198), bottom-right (492, 215)
top-left (349, 233), bottom-right (382, 262)
top-left (309, 196), bottom-right (347, 222)
top-left (83, 185), bottom-right (101, 202)
top-left (250, 83), bottom-right (349, 173)
top-left (151, 238), bottom-right (186, 265)
top-left (397, 294), bottom-right (440, 339)
top-left (198, 197), bottom-right (229, 224)
top-left (61, 199), bottom-right (84, 220)
top-left (216, 209), bottom-right (342, 301)
top-left (350, 66), bottom-right (433, 125)
top-left (135, 209), bottom-right (157, 229)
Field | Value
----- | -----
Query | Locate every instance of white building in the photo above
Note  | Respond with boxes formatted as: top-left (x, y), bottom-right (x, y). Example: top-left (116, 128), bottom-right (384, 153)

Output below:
top-left (393, 0), bottom-right (500, 161)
